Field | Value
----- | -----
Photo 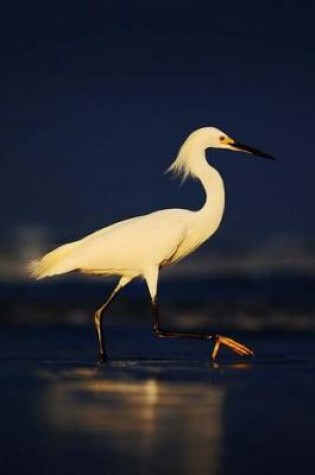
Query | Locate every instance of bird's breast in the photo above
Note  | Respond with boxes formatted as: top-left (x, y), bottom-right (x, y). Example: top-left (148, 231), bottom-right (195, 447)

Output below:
top-left (164, 209), bottom-right (224, 267)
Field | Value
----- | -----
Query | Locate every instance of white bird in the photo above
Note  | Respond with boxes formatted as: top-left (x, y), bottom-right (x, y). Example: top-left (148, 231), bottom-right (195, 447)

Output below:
top-left (29, 127), bottom-right (274, 362)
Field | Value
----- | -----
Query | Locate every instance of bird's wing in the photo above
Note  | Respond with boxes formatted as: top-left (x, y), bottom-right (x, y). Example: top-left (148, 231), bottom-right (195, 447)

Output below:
top-left (53, 209), bottom-right (193, 276)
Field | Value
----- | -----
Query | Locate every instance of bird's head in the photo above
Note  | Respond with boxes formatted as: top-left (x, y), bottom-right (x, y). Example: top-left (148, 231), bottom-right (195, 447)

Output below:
top-left (167, 126), bottom-right (274, 181)
top-left (199, 127), bottom-right (275, 159)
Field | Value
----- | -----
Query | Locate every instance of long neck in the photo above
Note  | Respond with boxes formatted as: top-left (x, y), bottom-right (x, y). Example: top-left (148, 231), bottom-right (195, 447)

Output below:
top-left (190, 151), bottom-right (225, 236)
top-left (169, 135), bottom-right (226, 237)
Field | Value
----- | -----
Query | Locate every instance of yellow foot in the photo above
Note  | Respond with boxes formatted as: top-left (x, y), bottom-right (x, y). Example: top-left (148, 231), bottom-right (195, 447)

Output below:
top-left (211, 335), bottom-right (254, 360)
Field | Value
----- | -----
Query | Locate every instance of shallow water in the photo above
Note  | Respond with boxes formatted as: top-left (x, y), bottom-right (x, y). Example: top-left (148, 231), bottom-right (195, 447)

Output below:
top-left (0, 327), bottom-right (314, 474)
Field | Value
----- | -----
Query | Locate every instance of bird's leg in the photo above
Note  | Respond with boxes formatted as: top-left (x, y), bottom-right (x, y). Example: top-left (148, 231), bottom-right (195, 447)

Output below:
top-left (151, 297), bottom-right (254, 360)
top-left (152, 297), bottom-right (213, 340)
top-left (94, 284), bottom-right (122, 363)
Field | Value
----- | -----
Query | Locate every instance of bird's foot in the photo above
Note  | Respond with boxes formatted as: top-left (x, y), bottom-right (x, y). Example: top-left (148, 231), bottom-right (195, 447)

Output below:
top-left (211, 335), bottom-right (254, 360)
top-left (97, 352), bottom-right (108, 364)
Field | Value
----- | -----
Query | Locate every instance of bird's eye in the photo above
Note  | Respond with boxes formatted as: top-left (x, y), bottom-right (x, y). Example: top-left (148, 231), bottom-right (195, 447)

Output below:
top-left (219, 136), bottom-right (225, 142)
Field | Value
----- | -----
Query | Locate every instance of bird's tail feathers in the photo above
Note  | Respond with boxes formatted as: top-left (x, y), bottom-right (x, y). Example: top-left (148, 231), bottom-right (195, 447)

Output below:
top-left (27, 260), bottom-right (46, 280)
top-left (27, 241), bottom-right (79, 280)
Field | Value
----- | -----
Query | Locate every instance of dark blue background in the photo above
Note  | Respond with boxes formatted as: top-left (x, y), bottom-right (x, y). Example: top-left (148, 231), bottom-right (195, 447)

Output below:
top-left (1, 0), bottom-right (314, 239)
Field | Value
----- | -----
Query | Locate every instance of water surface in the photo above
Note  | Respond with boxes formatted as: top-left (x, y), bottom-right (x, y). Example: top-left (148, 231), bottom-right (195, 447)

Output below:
top-left (0, 327), bottom-right (314, 474)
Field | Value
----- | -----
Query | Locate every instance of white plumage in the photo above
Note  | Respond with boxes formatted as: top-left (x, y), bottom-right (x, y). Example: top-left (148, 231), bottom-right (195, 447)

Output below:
top-left (29, 127), bottom-right (227, 285)
top-left (29, 126), bottom-right (273, 361)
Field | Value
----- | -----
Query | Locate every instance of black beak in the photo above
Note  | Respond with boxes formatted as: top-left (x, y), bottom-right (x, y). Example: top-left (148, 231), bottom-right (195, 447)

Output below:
top-left (232, 141), bottom-right (275, 160)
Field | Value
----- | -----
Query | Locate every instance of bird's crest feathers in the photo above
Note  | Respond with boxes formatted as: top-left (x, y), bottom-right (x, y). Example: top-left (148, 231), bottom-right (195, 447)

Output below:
top-left (166, 153), bottom-right (191, 183)
top-left (166, 134), bottom-right (198, 183)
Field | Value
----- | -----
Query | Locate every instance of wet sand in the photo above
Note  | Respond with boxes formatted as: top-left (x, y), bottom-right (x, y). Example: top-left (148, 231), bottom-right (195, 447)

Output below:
top-left (0, 327), bottom-right (314, 474)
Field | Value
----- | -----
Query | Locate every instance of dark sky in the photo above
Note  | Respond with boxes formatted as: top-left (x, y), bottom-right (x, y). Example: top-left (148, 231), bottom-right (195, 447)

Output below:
top-left (1, 0), bottom-right (314, 241)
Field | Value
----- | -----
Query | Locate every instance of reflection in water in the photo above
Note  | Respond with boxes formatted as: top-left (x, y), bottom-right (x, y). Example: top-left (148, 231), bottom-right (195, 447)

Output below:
top-left (40, 365), bottom-right (225, 474)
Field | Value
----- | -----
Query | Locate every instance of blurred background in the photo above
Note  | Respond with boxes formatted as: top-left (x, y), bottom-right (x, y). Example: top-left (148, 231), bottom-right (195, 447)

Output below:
top-left (0, 2), bottom-right (315, 475)
top-left (0, 0), bottom-right (314, 334)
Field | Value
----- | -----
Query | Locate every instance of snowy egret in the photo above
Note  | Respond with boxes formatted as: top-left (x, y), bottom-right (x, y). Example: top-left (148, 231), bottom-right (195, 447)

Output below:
top-left (29, 127), bottom-right (274, 362)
